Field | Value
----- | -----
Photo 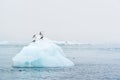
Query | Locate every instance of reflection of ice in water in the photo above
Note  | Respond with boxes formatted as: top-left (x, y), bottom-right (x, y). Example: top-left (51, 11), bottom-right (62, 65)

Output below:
top-left (12, 37), bottom-right (74, 67)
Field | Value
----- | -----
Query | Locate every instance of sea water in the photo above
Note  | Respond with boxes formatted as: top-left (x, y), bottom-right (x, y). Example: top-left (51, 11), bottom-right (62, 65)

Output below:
top-left (0, 44), bottom-right (120, 80)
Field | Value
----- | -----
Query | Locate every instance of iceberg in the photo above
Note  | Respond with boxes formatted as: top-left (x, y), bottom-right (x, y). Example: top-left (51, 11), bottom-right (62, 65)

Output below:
top-left (12, 38), bottom-right (74, 67)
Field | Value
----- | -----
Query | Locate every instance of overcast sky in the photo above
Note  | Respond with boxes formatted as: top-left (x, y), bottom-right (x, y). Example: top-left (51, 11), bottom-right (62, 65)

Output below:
top-left (0, 0), bottom-right (120, 43)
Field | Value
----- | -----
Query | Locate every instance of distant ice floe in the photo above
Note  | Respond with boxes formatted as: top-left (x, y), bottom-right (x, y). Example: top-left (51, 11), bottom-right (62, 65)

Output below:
top-left (1, 40), bottom-right (120, 51)
top-left (0, 41), bottom-right (28, 46)
top-left (0, 40), bottom-right (87, 46)
top-left (0, 41), bottom-right (10, 45)
top-left (53, 41), bottom-right (85, 45)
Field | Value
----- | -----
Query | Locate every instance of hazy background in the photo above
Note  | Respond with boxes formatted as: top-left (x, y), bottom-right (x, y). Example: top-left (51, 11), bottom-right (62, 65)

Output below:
top-left (0, 0), bottom-right (120, 43)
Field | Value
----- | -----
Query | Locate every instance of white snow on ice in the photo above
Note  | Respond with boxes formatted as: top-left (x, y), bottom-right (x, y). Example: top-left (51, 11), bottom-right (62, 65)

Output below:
top-left (12, 38), bottom-right (74, 67)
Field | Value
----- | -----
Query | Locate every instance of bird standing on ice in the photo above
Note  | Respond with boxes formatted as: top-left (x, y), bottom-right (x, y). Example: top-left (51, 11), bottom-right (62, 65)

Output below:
top-left (39, 32), bottom-right (44, 40)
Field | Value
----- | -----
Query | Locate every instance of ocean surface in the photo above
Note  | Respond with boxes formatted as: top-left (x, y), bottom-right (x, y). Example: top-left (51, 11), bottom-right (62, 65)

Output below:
top-left (0, 44), bottom-right (120, 80)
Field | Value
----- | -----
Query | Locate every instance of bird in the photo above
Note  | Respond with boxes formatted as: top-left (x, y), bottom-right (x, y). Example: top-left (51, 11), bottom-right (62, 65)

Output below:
top-left (32, 34), bottom-right (36, 38)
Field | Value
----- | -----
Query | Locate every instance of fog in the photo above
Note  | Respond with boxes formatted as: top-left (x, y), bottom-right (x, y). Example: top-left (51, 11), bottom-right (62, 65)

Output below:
top-left (0, 0), bottom-right (120, 43)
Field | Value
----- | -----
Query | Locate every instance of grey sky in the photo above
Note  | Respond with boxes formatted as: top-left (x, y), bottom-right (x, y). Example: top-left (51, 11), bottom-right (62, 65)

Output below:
top-left (0, 0), bottom-right (120, 43)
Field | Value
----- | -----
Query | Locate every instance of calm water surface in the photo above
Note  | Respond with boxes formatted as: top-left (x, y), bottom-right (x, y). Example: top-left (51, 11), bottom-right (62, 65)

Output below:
top-left (0, 44), bottom-right (120, 80)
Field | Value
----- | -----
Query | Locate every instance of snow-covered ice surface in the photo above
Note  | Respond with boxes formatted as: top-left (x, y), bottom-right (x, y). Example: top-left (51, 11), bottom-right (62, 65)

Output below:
top-left (12, 38), bottom-right (74, 67)
top-left (0, 44), bottom-right (120, 80)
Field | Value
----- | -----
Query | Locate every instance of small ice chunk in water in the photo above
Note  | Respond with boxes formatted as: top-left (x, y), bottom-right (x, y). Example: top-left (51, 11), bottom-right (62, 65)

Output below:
top-left (12, 37), bottom-right (74, 67)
